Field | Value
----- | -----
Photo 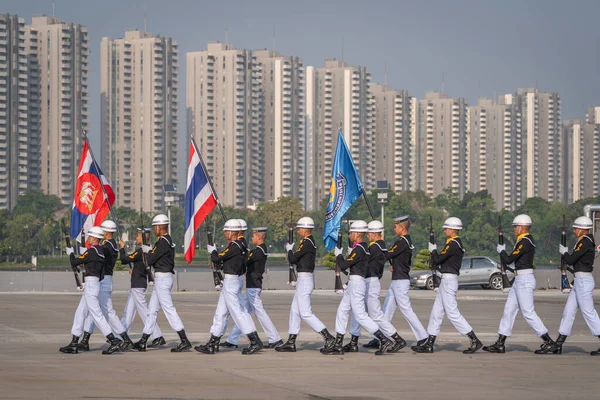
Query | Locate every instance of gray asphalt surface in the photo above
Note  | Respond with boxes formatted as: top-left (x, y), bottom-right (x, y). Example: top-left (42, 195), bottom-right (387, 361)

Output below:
top-left (1, 289), bottom-right (599, 399)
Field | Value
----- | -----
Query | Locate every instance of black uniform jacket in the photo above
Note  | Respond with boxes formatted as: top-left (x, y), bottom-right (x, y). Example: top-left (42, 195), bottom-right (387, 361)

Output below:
top-left (147, 234), bottom-right (176, 274)
top-left (246, 243), bottom-right (268, 289)
top-left (500, 233), bottom-right (535, 271)
top-left (70, 245), bottom-right (105, 279)
top-left (119, 247), bottom-right (148, 289)
top-left (211, 240), bottom-right (245, 276)
top-left (366, 240), bottom-right (387, 279)
top-left (102, 238), bottom-right (118, 276)
top-left (562, 234), bottom-right (595, 273)
top-left (385, 235), bottom-right (414, 280)
top-left (288, 235), bottom-right (317, 273)
top-left (336, 241), bottom-right (370, 278)
top-left (431, 236), bottom-right (465, 275)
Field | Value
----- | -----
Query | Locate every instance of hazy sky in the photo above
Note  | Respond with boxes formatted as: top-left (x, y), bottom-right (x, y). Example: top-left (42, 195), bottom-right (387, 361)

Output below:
top-left (3, 0), bottom-right (599, 191)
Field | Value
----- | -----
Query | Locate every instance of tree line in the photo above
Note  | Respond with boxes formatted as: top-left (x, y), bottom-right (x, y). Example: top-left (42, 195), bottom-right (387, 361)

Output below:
top-left (1, 189), bottom-right (598, 266)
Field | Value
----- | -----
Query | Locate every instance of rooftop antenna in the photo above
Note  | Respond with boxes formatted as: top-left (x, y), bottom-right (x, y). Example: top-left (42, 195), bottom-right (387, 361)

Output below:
top-left (144, 4), bottom-right (147, 32)
top-left (272, 25), bottom-right (275, 53)
top-left (52, 0), bottom-right (55, 17)
top-left (225, 24), bottom-right (228, 46)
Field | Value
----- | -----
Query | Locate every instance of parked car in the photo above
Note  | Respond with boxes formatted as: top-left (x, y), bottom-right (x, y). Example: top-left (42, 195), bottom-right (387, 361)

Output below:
top-left (409, 256), bottom-right (515, 290)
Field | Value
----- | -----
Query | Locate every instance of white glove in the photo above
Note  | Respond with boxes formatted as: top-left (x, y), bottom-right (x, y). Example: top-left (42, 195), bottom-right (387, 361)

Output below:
top-left (206, 244), bottom-right (217, 254)
top-left (142, 245), bottom-right (152, 253)
top-left (346, 247), bottom-right (353, 256)
top-left (559, 244), bottom-right (568, 255)
top-left (79, 247), bottom-right (87, 255)
top-left (334, 247), bottom-right (343, 257)
top-left (66, 247), bottom-right (74, 256)
top-left (285, 243), bottom-right (294, 252)
top-left (497, 244), bottom-right (506, 254)
top-left (428, 243), bottom-right (437, 252)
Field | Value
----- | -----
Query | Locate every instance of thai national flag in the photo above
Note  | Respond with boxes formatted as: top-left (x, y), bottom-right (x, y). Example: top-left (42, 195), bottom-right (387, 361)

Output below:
top-left (184, 141), bottom-right (218, 263)
top-left (70, 140), bottom-right (115, 242)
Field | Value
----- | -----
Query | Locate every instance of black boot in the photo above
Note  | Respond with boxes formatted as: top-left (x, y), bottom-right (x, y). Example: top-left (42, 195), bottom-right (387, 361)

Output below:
top-left (483, 334), bottom-right (507, 353)
top-left (147, 336), bottom-right (166, 348)
top-left (412, 335), bottom-right (436, 353)
top-left (534, 333), bottom-right (557, 354)
top-left (171, 329), bottom-right (192, 352)
top-left (321, 333), bottom-right (344, 355)
top-left (415, 338), bottom-right (427, 347)
top-left (591, 336), bottom-right (600, 356)
top-left (374, 330), bottom-right (393, 356)
top-left (553, 334), bottom-right (567, 355)
top-left (362, 338), bottom-right (379, 348)
top-left (59, 335), bottom-right (80, 354)
top-left (342, 335), bottom-right (360, 353)
top-left (221, 341), bottom-right (238, 348)
top-left (119, 332), bottom-right (134, 351)
top-left (76, 332), bottom-right (91, 352)
top-left (319, 328), bottom-right (336, 349)
top-left (242, 332), bottom-right (264, 355)
top-left (102, 333), bottom-right (122, 355)
top-left (388, 333), bottom-right (407, 353)
top-left (194, 335), bottom-right (221, 354)
top-left (133, 333), bottom-right (150, 352)
top-left (275, 334), bottom-right (297, 352)
top-left (266, 340), bottom-right (283, 349)
top-left (463, 331), bottom-right (483, 354)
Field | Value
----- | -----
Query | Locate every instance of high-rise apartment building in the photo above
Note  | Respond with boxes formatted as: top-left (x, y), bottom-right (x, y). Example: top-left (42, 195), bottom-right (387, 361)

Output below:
top-left (371, 84), bottom-right (415, 193)
top-left (186, 42), bottom-right (254, 208)
top-left (253, 50), bottom-right (305, 205)
top-left (0, 14), bottom-right (40, 210)
top-left (468, 98), bottom-right (522, 210)
top-left (414, 91), bottom-right (468, 198)
top-left (501, 88), bottom-right (562, 202)
top-left (29, 16), bottom-right (88, 205)
top-left (101, 30), bottom-right (178, 212)
top-left (563, 118), bottom-right (600, 203)
top-left (305, 60), bottom-right (374, 210)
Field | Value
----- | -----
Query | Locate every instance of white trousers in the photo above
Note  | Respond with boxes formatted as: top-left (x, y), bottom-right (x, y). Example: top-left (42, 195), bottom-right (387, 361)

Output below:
top-left (559, 274), bottom-right (600, 336)
top-left (84, 276), bottom-right (125, 336)
top-left (382, 279), bottom-right (428, 340)
top-left (427, 275), bottom-right (473, 336)
top-left (335, 278), bottom-right (381, 336)
top-left (219, 275), bottom-right (246, 336)
top-left (142, 273), bottom-right (184, 335)
top-left (288, 274), bottom-right (326, 335)
top-left (227, 288), bottom-right (282, 344)
top-left (121, 288), bottom-right (163, 340)
top-left (71, 279), bottom-right (113, 337)
top-left (210, 277), bottom-right (256, 336)
top-left (348, 278), bottom-right (399, 338)
top-left (498, 274), bottom-right (547, 337)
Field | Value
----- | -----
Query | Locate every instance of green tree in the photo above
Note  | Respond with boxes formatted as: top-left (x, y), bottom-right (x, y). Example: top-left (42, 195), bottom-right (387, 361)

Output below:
top-left (252, 197), bottom-right (305, 249)
top-left (413, 249), bottom-right (431, 270)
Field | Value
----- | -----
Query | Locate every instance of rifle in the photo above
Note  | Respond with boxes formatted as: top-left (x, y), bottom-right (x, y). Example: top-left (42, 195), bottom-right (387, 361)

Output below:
top-left (140, 211), bottom-right (154, 285)
top-left (560, 215), bottom-right (571, 294)
top-left (429, 216), bottom-right (440, 291)
top-left (498, 216), bottom-right (512, 292)
top-left (61, 219), bottom-right (83, 291)
top-left (334, 230), bottom-right (344, 294)
top-left (287, 212), bottom-right (297, 287)
top-left (206, 225), bottom-right (224, 290)
top-left (343, 219), bottom-right (351, 289)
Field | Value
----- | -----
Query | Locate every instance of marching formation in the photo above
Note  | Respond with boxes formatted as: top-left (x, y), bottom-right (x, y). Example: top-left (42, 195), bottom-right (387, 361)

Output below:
top-left (58, 213), bottom-right (600, 357)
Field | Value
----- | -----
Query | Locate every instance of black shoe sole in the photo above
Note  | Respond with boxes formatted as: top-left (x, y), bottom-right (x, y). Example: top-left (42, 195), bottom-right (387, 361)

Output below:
top-left (171, 343), bottom-right (192, 352)
top-left (266, 341), bottom-right (284, 349)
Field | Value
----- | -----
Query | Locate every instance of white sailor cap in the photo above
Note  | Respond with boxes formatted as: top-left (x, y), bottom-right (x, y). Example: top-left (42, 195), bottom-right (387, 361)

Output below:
top-left (252, 227), bottom-right (268, 233)
top-left (393, 215), bottom-right (410, 223)
top-left (137, 227), bottom-right (151, 233)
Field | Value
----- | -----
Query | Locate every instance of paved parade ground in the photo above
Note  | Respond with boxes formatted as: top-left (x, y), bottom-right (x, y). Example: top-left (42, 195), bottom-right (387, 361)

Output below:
top-left (1, 289), bottom-right (599, 399)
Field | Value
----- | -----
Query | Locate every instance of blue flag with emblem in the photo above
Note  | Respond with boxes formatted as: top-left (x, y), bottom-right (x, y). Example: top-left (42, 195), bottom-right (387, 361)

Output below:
top-left (323, 129), bottom-right (363, 251)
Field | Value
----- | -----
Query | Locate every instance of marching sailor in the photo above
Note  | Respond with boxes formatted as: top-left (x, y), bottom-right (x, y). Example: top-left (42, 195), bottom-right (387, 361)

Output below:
top-left (133, 214), bottom-right (191, 352)
top-left (322, 220), bottom-right (404, 355)
top-left (482, 214), bottom-right (556, 354)
top-left (195, 219), bottom-right (264, 355)
top-left (538, 216), bottom-right (600, 355)
top-left (118, 227), bottom-right (165, 348)
top-left (276, 217), bottom-right (336, 352)
top-left (77, 220), bottom-right (133, 351)
top-left (412, 217), bottom-right (483, 354)
top-left (222, 227), bottom-right (283, 348)
top-left (59, 226), bottom-right (123, 355)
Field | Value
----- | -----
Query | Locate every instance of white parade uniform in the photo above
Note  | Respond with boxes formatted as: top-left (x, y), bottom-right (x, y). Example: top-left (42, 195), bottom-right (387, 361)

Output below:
top-left (210, 275), bottom-right (256, 336)
top-left (143, 272), bottom-right (184, 335)
top-left (121, 288), bottom-right (163, 339)
top-left (84, 275), bottom-right (126, 336)
top-left (427, 274), bottom-right (473, 336)
top-left (71, 277), bottom-right (113, 337)
top-left (227, 287), bottom-right (281, 344)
